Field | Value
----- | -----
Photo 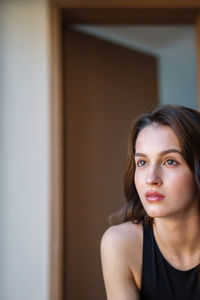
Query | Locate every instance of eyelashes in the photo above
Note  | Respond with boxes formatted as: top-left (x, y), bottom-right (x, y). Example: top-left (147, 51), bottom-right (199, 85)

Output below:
top-left (136, 159), bottom-right (179, 167)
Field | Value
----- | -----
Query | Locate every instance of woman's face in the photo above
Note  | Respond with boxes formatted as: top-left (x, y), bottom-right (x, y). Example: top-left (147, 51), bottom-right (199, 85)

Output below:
top-left (134, 124), bottom-right (200, 219)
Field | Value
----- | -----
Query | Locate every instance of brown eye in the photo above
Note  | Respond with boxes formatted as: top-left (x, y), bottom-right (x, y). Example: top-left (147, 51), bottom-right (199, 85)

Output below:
top-left (164, 159), bottom-right (178, 166)
top-left (137, 160), bottom-right (147, 167)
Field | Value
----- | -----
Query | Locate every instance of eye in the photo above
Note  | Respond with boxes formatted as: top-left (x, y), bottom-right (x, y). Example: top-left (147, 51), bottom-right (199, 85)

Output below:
top-left (136, 160), bottom-right (147, 167)
top-left (164, 159), bottom-right (178, 166)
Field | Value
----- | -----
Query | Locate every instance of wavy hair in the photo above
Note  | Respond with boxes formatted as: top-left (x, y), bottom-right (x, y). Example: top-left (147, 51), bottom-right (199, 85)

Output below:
top-left (109, 105), bottom-right (200, 225)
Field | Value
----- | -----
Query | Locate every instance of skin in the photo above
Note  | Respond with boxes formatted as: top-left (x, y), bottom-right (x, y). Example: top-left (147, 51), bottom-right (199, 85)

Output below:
top-left (101, 124), bottom-right (200, 299)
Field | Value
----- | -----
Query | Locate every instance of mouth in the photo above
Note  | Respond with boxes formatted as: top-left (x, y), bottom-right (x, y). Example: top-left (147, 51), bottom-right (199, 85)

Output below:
top-left (145, 191), bottom-right (165, 202)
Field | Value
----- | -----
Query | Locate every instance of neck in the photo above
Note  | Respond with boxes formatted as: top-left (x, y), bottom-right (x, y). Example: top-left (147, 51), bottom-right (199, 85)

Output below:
top-left (153, 209), bottom-right (200, 255)
top-left (153, 210), bottom-right (200, 270)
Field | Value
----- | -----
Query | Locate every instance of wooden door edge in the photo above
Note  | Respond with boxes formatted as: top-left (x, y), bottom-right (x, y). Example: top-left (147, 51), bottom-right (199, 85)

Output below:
top-left (48, 4), bottom-right (64, 300)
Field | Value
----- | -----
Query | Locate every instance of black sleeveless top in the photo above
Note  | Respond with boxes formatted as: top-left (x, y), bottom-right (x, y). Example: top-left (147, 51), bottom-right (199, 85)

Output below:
top-left (140, 223), bottom-right (200, 300)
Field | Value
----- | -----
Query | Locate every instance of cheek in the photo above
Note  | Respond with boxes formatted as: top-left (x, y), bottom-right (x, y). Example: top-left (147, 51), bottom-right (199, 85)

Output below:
top-left (171, 170), bottom-right (195, 188)
top-left (181, 174), bottom-right (198, 195)
top-left (167, 170), bottom-right (198, 201)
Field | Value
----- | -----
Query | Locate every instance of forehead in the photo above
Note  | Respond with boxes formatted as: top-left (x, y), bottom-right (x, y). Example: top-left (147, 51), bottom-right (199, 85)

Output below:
top-left (135, 124), bottom-right (181, 153)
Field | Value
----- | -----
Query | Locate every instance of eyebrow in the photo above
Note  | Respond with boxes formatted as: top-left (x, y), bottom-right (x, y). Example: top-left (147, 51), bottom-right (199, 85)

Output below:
top-left (135, 149), bottom-right (184, 157)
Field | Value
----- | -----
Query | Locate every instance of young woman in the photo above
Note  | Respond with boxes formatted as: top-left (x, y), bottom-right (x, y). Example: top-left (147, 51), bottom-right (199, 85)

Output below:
top-left (100, 105), bottom-right (200, 300)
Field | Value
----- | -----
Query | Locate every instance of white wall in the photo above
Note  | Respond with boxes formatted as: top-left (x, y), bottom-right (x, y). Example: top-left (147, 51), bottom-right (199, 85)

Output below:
top-left (159, 30), bottom-right (197, 108)
top-left (0, 1), bottom-right (50, 300)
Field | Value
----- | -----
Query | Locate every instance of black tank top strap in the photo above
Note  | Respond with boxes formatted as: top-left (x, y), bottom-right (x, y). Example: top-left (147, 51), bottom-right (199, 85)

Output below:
top-left (140, 222), bottom-right (158, 299)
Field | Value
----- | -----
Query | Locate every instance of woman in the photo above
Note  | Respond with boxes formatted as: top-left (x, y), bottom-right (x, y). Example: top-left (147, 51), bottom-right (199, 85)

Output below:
top-left (100, 105), bottom-right (200, 300)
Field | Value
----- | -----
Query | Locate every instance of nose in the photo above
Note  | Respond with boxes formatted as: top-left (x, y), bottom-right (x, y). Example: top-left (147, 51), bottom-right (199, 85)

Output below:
top-left (145, 165), bottom-right (162, 186)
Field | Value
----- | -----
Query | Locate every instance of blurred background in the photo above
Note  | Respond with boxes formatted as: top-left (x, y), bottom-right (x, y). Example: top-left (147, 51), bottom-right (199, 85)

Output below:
top-left (0, 0), bottom-right (198, 300)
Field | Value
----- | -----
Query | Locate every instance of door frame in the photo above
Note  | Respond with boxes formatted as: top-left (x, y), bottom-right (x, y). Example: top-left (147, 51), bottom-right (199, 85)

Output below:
top-left (49, 2), bottom-right (200, 300)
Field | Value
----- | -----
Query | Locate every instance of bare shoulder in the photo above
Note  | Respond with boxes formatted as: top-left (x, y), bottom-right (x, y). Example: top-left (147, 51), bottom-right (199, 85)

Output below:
top-left (100, 221), bottom-right (143, 297)
top-left (101, 221), bottom-right (143, 256)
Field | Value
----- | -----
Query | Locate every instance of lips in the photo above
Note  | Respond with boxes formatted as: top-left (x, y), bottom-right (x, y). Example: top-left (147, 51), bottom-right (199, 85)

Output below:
top-left (145, 191), bottom-right (165, 202)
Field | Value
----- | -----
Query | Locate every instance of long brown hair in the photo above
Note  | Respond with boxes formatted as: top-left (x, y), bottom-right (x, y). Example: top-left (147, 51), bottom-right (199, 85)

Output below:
top-left (109, 105), bottom-right (200, 225)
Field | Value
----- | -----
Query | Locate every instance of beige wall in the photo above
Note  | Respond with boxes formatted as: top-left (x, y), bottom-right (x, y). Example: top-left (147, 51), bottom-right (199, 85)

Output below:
top-left (0, 1), bottom-right (50, 300)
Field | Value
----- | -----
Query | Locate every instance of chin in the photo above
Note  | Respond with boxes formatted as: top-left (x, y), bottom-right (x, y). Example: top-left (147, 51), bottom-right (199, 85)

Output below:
top-left (145, 207), bottom-right (168, 219)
